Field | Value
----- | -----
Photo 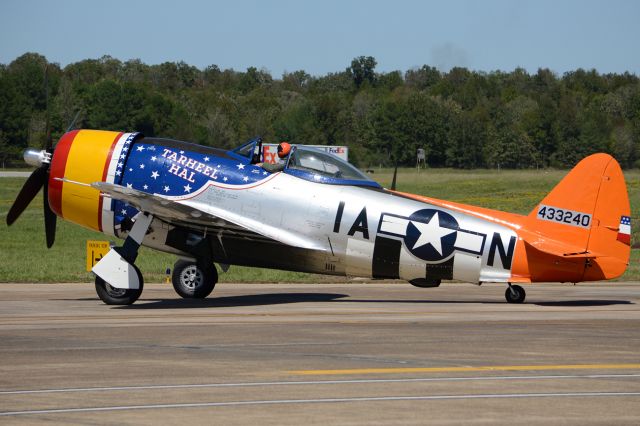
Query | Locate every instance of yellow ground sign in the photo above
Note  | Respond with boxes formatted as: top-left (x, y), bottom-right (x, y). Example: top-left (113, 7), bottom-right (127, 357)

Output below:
top-left (86, 240), bottom-right (111, 271)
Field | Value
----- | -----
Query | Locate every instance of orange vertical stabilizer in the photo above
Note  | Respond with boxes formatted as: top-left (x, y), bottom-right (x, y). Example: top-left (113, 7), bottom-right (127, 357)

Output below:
top-left (515, 153), bottom-right (631, 282)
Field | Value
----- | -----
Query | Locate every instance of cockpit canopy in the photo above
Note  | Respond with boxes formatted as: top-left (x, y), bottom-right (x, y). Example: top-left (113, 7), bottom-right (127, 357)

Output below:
top-left (228, 139), bottom-right (381, 188)
top-left (285, 146), bottom-right (381, 188)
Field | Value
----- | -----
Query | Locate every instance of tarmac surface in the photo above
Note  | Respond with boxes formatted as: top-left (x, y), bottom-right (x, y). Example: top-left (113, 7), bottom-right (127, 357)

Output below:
top-left (1, 281), bottom-right (640, 425)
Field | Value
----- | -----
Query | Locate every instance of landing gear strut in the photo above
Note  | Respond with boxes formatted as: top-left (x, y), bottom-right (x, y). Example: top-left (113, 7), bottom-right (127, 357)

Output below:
top-left (92, 212), bottom-right (153, 305)
top-left (505, 284), bottom-right (526, 304)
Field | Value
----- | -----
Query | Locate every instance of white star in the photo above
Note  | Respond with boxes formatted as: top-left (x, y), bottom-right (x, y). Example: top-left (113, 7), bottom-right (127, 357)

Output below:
top-left (223, 177), bottom-right (228, 182)
top-left (121, 209), bottom-right (127, 215)
top-left (126, 183), bottom-right (132, 188)
top-left (124, 139), bottom-right (131, 145)
top-left (151, 156), bottom-right (157, 161)
top-left (137, 145), bottom-right (145, 152)
top-left (236, 163), bottom-right (245, 170)
top-left (151, 171), bottom-right (159, 179)
top-left (115, 170), bottom-right (121, 176)
top-left (411, 212), bottom-right (456, 255)
top-left (243, 176), bottom-right (249, 182)
top-left (204, 156), bottom-right (209, 162)
top-left (143, 184), bottom-right (148, 190)
top-left (179, 150), bottom-right (184, 154)
top-left (122, 146), bottom-right (128, 152)
top-left (184, 184), bottom-right (192, 193)
top-left (163, 186), bottom-right (170, 192)
top-left (128, 168), bottom-right (133, 172)
top-left (217, 165), bottom-right (221, 168)
top-left (139, 163), bottom-right (145, 169)
top-left (263, 171), bottom-right (268, 175)
top-left (120, 154), bottom-right (126, 159)
top-left (118, 162), bottom-right (124, 168)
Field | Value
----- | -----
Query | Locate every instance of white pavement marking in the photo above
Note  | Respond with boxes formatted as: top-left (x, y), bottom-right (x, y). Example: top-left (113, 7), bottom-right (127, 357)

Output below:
top-left (2, 373), bottom-right (639, 395)
top-left (2, 392), bottom-right (640, 416)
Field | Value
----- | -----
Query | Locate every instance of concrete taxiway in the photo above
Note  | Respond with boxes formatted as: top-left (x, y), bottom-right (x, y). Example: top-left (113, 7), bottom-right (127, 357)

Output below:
top-left (1, 281), bottom-right (640, 424)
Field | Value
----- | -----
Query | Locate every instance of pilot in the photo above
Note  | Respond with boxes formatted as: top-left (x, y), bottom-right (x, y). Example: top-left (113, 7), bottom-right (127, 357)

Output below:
top-left (259, 142), bottom-right (291, 173)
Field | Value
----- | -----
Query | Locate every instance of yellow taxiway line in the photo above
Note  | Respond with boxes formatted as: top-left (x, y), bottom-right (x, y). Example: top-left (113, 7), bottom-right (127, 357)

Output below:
top-left (289, 363), bottom-right (640, 376)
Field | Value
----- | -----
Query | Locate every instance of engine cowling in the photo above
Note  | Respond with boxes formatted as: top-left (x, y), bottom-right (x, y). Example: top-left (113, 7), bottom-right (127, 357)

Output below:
top-left (48, 130), bottom-right (139, 233)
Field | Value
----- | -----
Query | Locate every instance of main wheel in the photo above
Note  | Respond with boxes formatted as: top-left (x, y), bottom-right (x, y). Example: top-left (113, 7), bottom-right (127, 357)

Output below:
top-left (505, 284), bottom-right (526, 304)
top-left (172, 259), bottom-right (217, 299)
top-left (95, 265), bottom-right (144, 305)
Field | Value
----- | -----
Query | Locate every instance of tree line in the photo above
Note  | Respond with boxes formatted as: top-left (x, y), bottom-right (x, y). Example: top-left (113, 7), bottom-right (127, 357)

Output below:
top-left (1, 53), bottom-right (638, 169)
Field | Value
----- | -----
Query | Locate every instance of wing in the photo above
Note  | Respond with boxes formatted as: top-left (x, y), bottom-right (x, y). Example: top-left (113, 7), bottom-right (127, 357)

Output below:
top-left (91, 181), bottom-right (326, 251)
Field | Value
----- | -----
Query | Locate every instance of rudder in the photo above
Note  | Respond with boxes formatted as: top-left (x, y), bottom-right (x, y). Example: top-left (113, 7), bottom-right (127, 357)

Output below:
top-left (583, 155), bottom-right (631, 280)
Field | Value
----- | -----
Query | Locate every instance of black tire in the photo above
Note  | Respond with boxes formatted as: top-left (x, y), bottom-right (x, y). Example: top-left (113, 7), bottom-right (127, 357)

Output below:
top-left (95, 265), bottom-right (144, 305)
top-left (505, 284), bottom-right (526, 304)
top-left (172, 259), bottom-right (217, 299)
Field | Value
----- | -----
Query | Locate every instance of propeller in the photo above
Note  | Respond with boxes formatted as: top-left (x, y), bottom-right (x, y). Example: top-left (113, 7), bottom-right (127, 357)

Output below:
top-left (6, 63), bottom-right (58, 248)
top-left (6, 164), bottom-right (48, 226)
top-left (43, 179), bottom-right (56, 248)
top-left (6, 149), bottom-right (56, 248)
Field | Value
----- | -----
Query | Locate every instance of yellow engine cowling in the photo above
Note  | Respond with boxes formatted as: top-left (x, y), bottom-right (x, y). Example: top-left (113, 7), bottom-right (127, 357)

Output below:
top-left (48, 129), bottom-right (131, 232)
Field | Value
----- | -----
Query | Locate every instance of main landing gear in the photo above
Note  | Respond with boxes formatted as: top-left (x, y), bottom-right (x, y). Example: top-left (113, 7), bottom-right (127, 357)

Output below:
top-left (94, 258), bottom-right (219, 305)
top-left (505, 284), bottom-right (526, 304)
top-left (92, 212), bottom-right (153, 306)
top-left (171, 259), bottom-right (217, 299)
top-left (95, 265), bottom-right (144, 305)
top-left (92, 210), bottom-right (221, 305)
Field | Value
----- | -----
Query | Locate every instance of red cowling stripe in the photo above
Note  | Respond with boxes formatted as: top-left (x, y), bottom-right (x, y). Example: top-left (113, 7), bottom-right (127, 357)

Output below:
top-left (48, 130), bottom-right (79, 218)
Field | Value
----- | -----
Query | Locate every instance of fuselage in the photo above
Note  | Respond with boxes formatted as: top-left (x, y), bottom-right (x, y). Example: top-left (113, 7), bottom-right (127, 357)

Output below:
top-left (47, 130), bottom-right (602, 285)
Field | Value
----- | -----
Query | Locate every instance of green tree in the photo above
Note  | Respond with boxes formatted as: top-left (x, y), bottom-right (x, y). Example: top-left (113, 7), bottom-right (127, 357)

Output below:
top-left (1, 53), bottom-right (639, 170)
top-left (347, 56), bottom-right (377, 88)
top-left (446, 108), bottom-right (487, 168)
top-left (405, 65), bottom-right (441, 90)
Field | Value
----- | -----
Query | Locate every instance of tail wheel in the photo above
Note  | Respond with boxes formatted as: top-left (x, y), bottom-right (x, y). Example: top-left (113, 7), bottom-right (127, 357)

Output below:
top-left (95, 265), bottom-right (143, 305)
top-left (505, 284), bottom-right (526, 304)
top-left (172, 259), bottom-right (217, 299)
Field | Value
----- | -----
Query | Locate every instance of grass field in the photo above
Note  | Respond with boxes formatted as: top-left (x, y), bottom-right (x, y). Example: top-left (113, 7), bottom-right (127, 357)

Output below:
top-left (1, 167), bottom-right (638, 283)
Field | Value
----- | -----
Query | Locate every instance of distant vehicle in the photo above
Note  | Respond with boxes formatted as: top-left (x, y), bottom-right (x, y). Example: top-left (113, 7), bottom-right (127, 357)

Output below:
top-left (7, 130), bottom-right (631, 305)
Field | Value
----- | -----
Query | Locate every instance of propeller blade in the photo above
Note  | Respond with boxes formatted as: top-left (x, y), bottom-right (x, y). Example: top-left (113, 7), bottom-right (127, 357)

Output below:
top-left (66, 110), bottom-right (81, 133)
top-left (43, 183), bottom-right (56, 248)
top-left (44, 64), bottom-right (52, 150)
top-left (390, 160), bottom-right (399, 191)
top-left (6, 166), bottom-right (48, 226)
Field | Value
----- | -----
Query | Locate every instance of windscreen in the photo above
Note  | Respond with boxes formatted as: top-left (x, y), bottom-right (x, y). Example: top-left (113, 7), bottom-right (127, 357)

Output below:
top-left (287, 147), bottom-right (374, 182)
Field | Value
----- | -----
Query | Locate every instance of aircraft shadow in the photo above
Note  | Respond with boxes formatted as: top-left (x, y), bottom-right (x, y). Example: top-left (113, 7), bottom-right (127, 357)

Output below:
top-left (534, 300), bottom-right (633, 307)
top-left (333, 299), bottom-right (507, 305)
top-left (333, 299), bottom-right (633, 306)
top-left (118, 292), bottom-right (349, 309)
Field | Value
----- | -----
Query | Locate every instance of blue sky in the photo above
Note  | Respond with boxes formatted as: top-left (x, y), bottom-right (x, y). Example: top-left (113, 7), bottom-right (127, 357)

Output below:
top-left (1, 0), bottom-right (638, 76)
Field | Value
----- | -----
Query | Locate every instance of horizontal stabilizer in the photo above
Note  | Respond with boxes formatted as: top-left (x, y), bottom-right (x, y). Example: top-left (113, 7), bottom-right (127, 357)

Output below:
top-left (519, 229), bottom-right (600, 259)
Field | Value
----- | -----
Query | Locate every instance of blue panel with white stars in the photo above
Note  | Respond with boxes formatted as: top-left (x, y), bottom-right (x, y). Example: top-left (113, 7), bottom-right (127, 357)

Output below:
top-left (111, 138), bottom-right (273, 230)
